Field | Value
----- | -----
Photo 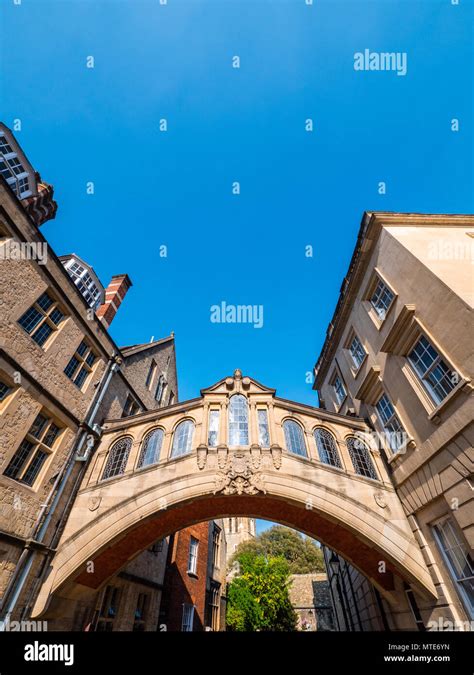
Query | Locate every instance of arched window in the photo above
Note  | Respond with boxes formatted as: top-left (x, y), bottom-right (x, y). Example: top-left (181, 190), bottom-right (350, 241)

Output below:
top-left (314, 428), bottom-right (342, 468)
top-left (228, 394), bottom-right (249, 446)
top-left (171, 420), bottom-right (194, 458)
top-left (283, 420), bottom-right (307, 457)
top-left (102, 436), bottom-right (132, 480)
top-left (346, 437), bottom-right (377, 479)
top-left (137, 428), bottom-right (164, 468)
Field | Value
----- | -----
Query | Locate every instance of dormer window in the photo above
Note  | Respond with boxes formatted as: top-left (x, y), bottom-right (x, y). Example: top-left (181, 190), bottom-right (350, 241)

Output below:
top-left (0, 131), bottom-right (32, 199)
top-left (61, 256), bottom-right (103, 310)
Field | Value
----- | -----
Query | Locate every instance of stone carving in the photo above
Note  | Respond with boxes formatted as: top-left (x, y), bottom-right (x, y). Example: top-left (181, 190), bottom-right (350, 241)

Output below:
top-left (88, 496), bottom-right (101, 511)
top-left (213, 450), bottom-right (266, 495)
top-left (374, 492), bottom-right (387, 509)
top-left (250, 444), bottom-right (262, 470)
top-left (196, 444), bottom-right (207, 470)
top-left (270, 444), bottom-right (282, 470)
top-left (217, 445), bottom-right (228, 470)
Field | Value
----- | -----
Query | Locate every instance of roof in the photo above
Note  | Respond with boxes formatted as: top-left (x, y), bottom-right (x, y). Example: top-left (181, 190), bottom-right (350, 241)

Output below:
top-left (120, 335), bottom-right (175, 357)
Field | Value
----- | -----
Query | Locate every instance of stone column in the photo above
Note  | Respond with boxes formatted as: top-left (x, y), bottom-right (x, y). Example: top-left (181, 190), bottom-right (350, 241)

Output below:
top-left (219, 400), bottom-right (228, 445)
top-left (249, 401), bottom-right (258, 445)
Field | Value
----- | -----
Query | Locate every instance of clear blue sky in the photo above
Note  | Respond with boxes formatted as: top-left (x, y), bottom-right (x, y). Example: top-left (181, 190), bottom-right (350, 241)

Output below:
top-left (1, 0), bottom-right (472, 412)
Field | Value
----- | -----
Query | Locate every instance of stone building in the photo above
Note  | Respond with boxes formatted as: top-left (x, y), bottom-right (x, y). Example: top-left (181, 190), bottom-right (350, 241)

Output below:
top-left (0, 126), bottom-right (178, 630)
top-left (223, 517), bottom-right (256, 564)
top-left (314, 212), bottom-right (473, 630)
top-left (288, 573), bottom-right (335, 631)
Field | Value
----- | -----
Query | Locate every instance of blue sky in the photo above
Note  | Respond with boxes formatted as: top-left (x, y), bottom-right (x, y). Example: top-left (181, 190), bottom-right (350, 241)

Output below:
top-left (1, 0), bottom-right (472, 408)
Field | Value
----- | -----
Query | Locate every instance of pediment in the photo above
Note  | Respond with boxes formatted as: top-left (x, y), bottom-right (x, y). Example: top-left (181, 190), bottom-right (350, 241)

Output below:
top-left (200, 369), bottom-right (276, 396)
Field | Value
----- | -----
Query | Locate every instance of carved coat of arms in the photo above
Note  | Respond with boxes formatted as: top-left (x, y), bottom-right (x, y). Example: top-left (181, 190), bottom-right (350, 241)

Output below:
top-left (214, 451), bottom-right (266, 496)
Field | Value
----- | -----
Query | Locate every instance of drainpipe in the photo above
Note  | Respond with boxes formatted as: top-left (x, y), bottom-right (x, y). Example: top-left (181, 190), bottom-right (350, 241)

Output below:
top-left (0, 353), bottom-right (121, 628)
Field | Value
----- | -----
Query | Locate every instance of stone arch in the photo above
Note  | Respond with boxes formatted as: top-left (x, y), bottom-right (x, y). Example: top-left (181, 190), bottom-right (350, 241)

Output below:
top-left (31, 451), bottom-right (437, 619)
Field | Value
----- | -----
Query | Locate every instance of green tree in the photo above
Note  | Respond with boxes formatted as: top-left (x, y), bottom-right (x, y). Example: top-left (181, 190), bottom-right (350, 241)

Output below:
top-left (230, 525), bottom-right (324, 574)
top-left (226, 553), bottom-right (297, 632)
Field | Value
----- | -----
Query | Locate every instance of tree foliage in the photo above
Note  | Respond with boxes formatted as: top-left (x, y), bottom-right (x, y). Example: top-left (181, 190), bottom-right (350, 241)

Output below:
top-left (229, 525), bottom-right (325, 574)
top-left (226, 553), bottom-right (297, 632)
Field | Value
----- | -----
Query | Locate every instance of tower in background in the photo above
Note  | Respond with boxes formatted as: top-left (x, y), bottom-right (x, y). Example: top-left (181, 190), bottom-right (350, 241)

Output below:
top-left (223, 517), bottom-right (256, 563)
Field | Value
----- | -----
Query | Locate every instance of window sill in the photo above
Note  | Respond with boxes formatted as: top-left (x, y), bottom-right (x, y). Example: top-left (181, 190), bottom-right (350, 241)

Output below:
top-left (427, 378), bottom-right (471, 422)
top-left (386, 438), bottom-right (416, 464)
top-left (187, 571), bottom-right (198, 579)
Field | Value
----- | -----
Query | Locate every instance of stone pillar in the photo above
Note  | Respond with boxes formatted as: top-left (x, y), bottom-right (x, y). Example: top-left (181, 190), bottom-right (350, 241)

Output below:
top-left (249, 401), bottom-right (258, 445)
top-left (219, 400), bottom-right (228, 445)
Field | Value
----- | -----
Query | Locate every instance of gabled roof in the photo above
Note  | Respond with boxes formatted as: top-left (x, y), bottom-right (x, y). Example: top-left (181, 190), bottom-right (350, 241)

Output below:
top-left (120, 334), bottom-right (175, 358)
top-left (58, 253), bottom-right (104, 292)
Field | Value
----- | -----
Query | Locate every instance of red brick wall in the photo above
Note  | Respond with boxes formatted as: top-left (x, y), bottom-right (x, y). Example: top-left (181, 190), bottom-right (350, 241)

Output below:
top-left (160, 522), bottom-right (210, 631)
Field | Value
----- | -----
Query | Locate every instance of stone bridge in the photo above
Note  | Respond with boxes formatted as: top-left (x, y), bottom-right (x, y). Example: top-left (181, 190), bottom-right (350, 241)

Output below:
top-left (32, 370), bottom-right (436, 618)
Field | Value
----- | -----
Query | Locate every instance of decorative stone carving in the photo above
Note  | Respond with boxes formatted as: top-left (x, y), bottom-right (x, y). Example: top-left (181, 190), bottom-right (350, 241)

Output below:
top-left (196, 444), bottom-right (208, 470)
top-left (250, 444), bottom-right (262, 470)
top-left (88, 496), bottom-right (101, 511)
top-left (374, 492), bottom-right (387, 509)
top-left (213, 450), bottom-right (266, 495)
top-left (217, 444), bottom-right (228, 470)
top-left (270, 444), bottom-right (282, 470)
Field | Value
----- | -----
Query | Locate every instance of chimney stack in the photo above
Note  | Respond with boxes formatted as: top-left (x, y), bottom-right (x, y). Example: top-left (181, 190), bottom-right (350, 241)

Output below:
top-left (96, 274), bottom-right (132, 328)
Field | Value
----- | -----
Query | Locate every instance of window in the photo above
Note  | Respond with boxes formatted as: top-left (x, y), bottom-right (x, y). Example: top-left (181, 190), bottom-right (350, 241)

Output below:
top-left (145, 360), bottom-right (157, 389)
top-left (188, 537), bottom-right (199, 574)
top-left (208, 582), bottom-right (221, 631)
top-left (332, 375), bottom-right (347, 406)
top-left (376, 394), bottom-right (406, 453)
top-left (182, 604), bottom-right (194, 632)
top-left (408, 335), bottom-right (457, 405)
top-left (433, 518), bottom-right (474, 619)
top-left (95, 586), bottom-right (121, 632)
top-left (0, 379), bottom-right (11, 402)
top-left (18, 291), bottom-right (65, 347)
top-left (0, 131), bottom-right (32, 198)
top-left (64, 340), bottom-right (97, 389)
top-left (228, 394), bottom-right (249, 446)
top-left (133, 593), bottom-right (150, 632)
top-left (283, 420), bottom-right (307, 457)
top-left (346, 437), bottom-right (377, 479)
top-left (137, 428), bottom-right (164, 468)
top-left (370, 278), bottom-right (394, 320)
top-left (208, 409), bottom-right (220, 447)
top-left (168, 391), bottom-right (175, 406)
top-left (4, 412), bottom-right (61, 486)
top-left (101, 437), bottom-right (132, 480)
top-left (211, 525), bottom-right (221, 569)
top-left (171, 420), bottom-right (194, 457)
top-left (314, 428), bottom-right (342, 468)
top-left (257, 409), bottom-right (270, 447)
top-left (349, 334), bottom-right (366, 369)
top-left (155, 374), bottom-right (166, 404)
top-left (122, 394), bottom-right (140, 418)
top-left (63, 259), bottom-right (103, 310)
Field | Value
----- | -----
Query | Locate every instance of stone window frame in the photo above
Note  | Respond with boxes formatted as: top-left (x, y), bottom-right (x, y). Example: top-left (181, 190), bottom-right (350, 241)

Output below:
top-left (3, 410), bottom-right (63, 488)
top-left (380, 306), bottom-right (470, 421)
top-left (282, 418), bottom-right (308, 458)
top-left (154, 373), bottom-right (167, 404)
top-left (145, 359), bottom-right (157, 390)
top-left (374, 392), bottom-right (409, 456)
top-left (362, 269), bottom-right (397, 330)
top-left (136, 427), bottom-right (165, 470)
top-left (170, 418), bottom-right (195, 459)
top-left (329, 366), bottom-right (347, 412)
top-left (132, 592), bottom-right (150, 632)
top-left (63, 339), bottom-right (98, 391)
top-left (312, 426), bottom-right (344, 469)
top-left (344, 435), bottom-right (378, 481)
top-left (432, 515), bottom-right (474, 621)
top-left (17, 290), bottom-right (67, 351)
top-left (101, 435), bottom-right (133, 481)
top-left (343, 328), bottom-right (368, 377)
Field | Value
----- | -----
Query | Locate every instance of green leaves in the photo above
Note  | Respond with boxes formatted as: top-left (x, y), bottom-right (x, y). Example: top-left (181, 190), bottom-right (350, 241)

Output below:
top-left (226, 553), bottom-right (297, 632)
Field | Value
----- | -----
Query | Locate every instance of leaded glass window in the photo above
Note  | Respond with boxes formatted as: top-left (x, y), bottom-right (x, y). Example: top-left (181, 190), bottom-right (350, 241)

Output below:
top-left (284, 420), bottom-right (307, 457)
top-left (346, 437), bottom-right (377, 479)
top-left (228, 394), bottom-right (249, 446)
top-left (102, 437), bottom-right (132, 479)
top-left (171, 420), bottom-right (194, 457)
top-left (314, 428), bottom-right (342, 467)
top-left (137, 429), bottom-right (164, 468)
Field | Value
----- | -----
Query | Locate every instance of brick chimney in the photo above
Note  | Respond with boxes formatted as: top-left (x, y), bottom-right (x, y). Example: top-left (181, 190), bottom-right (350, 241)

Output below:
top-left (96, 274), bottom-right (132, 328)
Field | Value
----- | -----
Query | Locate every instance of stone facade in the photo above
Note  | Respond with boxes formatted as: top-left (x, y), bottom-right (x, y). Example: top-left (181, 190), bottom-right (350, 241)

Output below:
top-left (288, 573), bottom-right (335, 631)
top-left (314, 212), bottom-right (474, 630)
top-left (0, 140), bottom-right (178, 630)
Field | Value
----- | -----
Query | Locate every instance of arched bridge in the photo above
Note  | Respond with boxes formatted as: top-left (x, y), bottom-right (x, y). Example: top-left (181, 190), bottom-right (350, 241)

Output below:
top-left (32, 370), bottom-right (436, 617)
